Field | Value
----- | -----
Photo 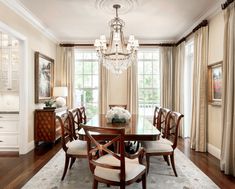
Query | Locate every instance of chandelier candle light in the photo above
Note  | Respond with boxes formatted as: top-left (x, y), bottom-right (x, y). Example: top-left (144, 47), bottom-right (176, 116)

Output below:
top-left (94, 4), bottom-right (139, 74)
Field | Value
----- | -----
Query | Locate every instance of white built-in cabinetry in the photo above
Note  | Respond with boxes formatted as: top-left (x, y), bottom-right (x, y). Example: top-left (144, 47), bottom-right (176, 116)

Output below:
top-left (0, 32), bottom-right (19, 92)
top-left (0, 113), bottom-right (19, 151)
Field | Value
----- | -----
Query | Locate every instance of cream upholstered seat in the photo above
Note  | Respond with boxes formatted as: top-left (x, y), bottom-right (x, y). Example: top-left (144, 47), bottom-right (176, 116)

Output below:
top-left (80, 124), bottom-right (146, 189)
top-left (66, 140), bottom-right (87, 156)
top-left (56, 113), bottom-right (87, 181)
top-left (94, 154), bottom-right (145, 182)
top-left (142, 111), bottom-right (184, 176)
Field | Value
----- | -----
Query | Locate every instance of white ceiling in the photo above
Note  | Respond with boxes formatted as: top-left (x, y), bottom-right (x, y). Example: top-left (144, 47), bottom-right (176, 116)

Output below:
top-left (16, 0), bottom-right (222, 43)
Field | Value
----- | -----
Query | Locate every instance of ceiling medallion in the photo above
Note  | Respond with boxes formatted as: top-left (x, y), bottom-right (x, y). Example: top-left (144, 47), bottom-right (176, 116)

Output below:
top-left (95, 0), bottom-right (138, 15)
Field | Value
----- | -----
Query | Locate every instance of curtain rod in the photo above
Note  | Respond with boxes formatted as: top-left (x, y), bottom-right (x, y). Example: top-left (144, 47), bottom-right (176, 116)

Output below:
top-left (60, 20), bottom-right (208, 48)
top-left (59, 43), bottom-right (174, 47)
top-left (175, 19), bottom-right (208, 46)
top-left (221, 0), bottom-right (234, 10)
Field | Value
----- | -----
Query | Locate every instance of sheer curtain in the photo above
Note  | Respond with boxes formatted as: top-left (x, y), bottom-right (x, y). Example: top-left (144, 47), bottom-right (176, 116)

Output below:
top-left (56, 46), bottom-right (74, 108)
top-left (220, 1), bottom-right (235, 176)
top-left (127, 63), bottom-right (138, 114)
top-left (190, 26), bottom-right (208, 152)
top-left (160, 47), bottom-right (173, 109)
top-left (173, 42), bottom-right (185, 137)
top-left (99, 65), bottom-right (109, 114)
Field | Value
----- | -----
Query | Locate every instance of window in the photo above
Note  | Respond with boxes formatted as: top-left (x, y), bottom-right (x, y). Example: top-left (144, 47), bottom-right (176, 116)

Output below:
top-left (138, 49), bottom-right (160, 117)
top-left (184, 40), bottom-right (194, 137)
top-left (74, 49), bottom-right (99, 119)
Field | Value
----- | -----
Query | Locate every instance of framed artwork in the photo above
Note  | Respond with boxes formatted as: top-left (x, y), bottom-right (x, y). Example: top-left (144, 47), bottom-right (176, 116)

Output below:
top-left (35, 52), bottom-right (54, 103)
top-left (208, 61), bottom-right (222, 105)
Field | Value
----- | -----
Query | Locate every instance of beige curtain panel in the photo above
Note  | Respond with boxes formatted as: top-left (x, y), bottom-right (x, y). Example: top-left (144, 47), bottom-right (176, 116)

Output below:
top-left (127, 62), bottom-right (138, 114)
top-left (220, 1), bottom-right (235, 176)
top-left (160, 47), bottom-right (173, 109)
top-left (190, 26), bottom-right (208, 152)
top-left (99, 65), bottom-right (110, 114)
top-left (173, 42), bottom-right (185, 137)
top-left (56, 46), bottom-right (75, 108)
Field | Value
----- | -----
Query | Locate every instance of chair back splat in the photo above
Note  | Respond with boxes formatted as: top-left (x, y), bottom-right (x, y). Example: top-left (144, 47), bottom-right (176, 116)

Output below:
top-left (80, 124), bottom-right (147, 189)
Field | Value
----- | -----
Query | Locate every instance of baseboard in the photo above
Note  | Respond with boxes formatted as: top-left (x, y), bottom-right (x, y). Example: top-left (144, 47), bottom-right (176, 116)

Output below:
top-left (207, 143), bottom-right (221, 160)
top-left (27, 140), bottom-right (35, 153)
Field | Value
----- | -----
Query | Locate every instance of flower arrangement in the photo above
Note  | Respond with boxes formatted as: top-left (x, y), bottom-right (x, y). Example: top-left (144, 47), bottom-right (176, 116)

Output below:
top-left (44, 99), bottom-right (55, 108)
top-left (106, 107), bottom-right (131, 123)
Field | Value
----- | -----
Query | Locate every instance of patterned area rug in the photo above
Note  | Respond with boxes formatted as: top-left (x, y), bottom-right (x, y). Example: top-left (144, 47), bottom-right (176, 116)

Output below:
top-left (22, 149), bottom-right (219, 189)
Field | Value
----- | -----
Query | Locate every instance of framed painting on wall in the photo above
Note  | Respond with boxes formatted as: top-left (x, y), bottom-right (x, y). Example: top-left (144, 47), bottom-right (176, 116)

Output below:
top-left (35, 52), bottom-right (54, 103)
top-left (208, 61), bottom-right (222, 105)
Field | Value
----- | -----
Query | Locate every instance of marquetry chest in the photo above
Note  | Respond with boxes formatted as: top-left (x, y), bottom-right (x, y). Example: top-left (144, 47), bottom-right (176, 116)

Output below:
top-left (34, 108), bottom-right (66, 146)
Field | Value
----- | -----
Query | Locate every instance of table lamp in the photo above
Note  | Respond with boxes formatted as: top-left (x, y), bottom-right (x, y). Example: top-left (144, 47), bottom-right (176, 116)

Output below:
top-left (53, 86), bottom-right (68, 107)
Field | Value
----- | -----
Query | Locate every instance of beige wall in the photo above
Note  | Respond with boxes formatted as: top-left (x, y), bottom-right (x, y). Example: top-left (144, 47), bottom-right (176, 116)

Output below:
top-left (208, 11), bottom-right (224, 151)
top-left (0, 2), bottom-right (57, 143)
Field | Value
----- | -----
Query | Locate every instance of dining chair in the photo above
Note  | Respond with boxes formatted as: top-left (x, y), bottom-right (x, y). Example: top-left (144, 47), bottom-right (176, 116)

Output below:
top-left (68, 108), bottom-right (82, 139)
top-left (56, 112), bottom-right (87, 180)
top-left (109, 104), bottom-right (127, 109)
top-left (158, 107), bottom-right (171, 138)
top-left (80, 124), bottom-right (147, 189)
top-left (142, 111), bottom-right (184, 176)
top-left (78, 106), bottom-right (87, 124)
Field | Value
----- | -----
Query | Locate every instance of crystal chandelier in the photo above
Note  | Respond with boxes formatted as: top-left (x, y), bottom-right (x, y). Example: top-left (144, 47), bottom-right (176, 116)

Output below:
top-left (94, 4), bottom-right (139, 74)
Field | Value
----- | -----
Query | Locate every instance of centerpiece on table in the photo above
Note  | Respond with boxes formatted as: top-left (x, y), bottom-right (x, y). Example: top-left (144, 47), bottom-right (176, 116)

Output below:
top-left (106, 107), bottom-right (131, 123)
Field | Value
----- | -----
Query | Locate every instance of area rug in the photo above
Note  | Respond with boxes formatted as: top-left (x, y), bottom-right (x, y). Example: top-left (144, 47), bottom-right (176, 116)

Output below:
top-left (22, 148), bottom-right (219, 189)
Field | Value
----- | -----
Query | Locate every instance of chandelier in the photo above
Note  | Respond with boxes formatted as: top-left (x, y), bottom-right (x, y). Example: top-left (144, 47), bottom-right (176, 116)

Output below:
top-left (94, 4), bottom-right (139, 74)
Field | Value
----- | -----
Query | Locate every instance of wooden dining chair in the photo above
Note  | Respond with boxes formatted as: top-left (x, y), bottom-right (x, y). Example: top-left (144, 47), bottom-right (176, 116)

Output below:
top-left (78, 106), bottom-right (87, 124)
top-left (56, 112), bottom-right (87, 180)
top-left (142, 111), bottom-right (184, 176)
top-left (68, 108), bottom-right (82, 139)
top-left (109, 104), bottom-right (127, 109)
top-left (80, 124), bottom-right (147, 189)
top-left (158, 107), bottom-right (171, 138)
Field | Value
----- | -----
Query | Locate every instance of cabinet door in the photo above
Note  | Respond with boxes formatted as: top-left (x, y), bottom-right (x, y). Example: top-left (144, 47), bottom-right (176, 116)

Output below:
top-left (0, 32), bottom-right (19, 92)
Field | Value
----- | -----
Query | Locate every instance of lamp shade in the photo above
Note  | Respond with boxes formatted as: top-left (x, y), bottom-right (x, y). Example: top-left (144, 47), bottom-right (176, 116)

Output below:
top-left (53, 87), bottom-right (68, 97)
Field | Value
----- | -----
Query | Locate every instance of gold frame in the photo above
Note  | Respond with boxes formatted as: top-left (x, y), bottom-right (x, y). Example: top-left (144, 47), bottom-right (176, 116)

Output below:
top-left (208, 61), bottom-right (222, 106)
top-left (35, 52), bottom-right (54, 103)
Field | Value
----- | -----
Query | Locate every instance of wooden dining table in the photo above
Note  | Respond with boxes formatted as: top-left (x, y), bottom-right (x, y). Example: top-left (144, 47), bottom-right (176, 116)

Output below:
top-left (78, 114), bottom-right (160, 141)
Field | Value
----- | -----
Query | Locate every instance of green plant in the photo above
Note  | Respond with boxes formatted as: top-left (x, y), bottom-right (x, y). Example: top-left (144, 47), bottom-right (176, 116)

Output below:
top-left (44, 99), bottom-right (55, 107)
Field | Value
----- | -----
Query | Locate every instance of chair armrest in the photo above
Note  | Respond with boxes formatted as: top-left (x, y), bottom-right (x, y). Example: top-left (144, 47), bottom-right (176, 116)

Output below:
top-left (125, 147), bottom-right (145, 164)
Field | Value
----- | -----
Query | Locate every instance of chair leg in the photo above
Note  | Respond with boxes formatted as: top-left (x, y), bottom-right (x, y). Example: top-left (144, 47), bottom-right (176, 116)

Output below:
top-left (93, 178), bottom-right (98, 189)
top-left (163, 155), bottom-right (170, 166)
top-left (142, 172), bottom-right (147, 189)
top-left (120, 183), bottom-right (125, 189)
top-left (170, 153), bottom-right (178, 177)
top-left (69, 157), bottom-right (76, 169)
top-left (146, 154), bottom-right (150, 174)
top-left (61, 156), bottom-right (70, 180)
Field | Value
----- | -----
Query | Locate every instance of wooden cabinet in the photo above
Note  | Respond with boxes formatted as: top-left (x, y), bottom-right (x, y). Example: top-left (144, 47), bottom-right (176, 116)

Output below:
top-left (0, 113), bottom-right (19, 151)
top-left (34, 108), bottom-right (66, 146)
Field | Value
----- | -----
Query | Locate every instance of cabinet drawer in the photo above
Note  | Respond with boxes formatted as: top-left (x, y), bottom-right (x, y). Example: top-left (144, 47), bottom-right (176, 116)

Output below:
top-left (0, 134), bottom-right (18, 147)
top-left (0, 120), bottom-right (18, 132)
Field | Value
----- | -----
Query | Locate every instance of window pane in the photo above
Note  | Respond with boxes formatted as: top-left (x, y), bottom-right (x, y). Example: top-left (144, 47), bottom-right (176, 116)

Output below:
top-left (138, 50), bottom-right (160, 116)
top-left (74, 50), bottom-right (99, 119)
top-left (84, 61), bottom-right (92, 74)
top-left (143, 75), bottom-right (152, 88)
top-left (144, 61), bottom-right (152, 74)
top-left (75, 61), bottom-right (83, 74)
top-left (84, 75), bottom-right (92, 87)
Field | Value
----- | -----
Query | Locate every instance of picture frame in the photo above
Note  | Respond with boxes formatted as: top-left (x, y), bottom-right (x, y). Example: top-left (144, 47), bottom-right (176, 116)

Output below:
top-left (208, 61), bottom-right (222, 106)
top-left (35, 51), bottom-right (54, 103)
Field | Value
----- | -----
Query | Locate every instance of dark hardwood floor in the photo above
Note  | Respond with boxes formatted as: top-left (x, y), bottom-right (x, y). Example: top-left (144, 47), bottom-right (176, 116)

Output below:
top-left (0, 138), bottom-right (235, 189)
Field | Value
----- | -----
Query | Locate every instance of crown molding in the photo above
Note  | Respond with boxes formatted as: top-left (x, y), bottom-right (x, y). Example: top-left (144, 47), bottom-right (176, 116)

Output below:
top-left (176, 0), bottom-right (223, 41)
top-left (0, 0), bottom-right (58, 43)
